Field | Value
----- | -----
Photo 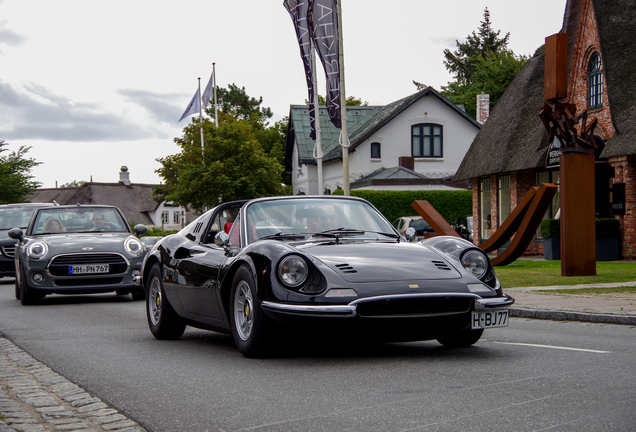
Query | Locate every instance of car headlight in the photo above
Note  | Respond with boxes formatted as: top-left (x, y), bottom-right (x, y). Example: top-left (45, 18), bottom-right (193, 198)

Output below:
top-left (278, 255), bottom-right (309, 288)
top-left (27, 241), bottom-right (48, 260)
top-left (461, 250), bottom-right (488, 279)
top-left (124, 238), bottom-right (145, 257)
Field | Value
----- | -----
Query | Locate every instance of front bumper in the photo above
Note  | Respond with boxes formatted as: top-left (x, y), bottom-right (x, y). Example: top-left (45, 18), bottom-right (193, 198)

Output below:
top-left (261, 292), bottom-right (514, 318)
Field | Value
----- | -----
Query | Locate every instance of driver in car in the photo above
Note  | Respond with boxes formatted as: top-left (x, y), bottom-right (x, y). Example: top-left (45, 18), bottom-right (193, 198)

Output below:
top-left (91, 213), bottom-right (114, 231)
top-left (306, 204), bottom-right (340, 233)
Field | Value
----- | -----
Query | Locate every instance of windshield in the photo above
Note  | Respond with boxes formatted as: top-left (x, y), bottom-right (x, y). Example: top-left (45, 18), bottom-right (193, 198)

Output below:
top-left (245, 198), bottom-right (396, 244)
top-left (0, 206), bottom-right (42, 230)
top-left (31, 207), bottom-right (129, 234)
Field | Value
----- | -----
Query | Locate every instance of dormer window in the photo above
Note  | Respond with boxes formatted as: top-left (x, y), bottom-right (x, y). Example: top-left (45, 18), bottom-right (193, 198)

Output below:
top-left (412, 124), bottom-right (443, 158)
top-left (588, 52), bottom-right (603, 109)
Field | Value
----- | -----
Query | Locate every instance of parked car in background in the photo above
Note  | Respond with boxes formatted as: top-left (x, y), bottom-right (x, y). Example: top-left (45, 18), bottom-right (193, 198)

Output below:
top-left (9, 205), bottom-right (148, 305)
top-left (140, 236), bottom-right (163, 247)
top-left (0, 203), bottom-right (56, 278)
top-left (142, 195), bottom-right (513, 357)
top-left (392, 216), bottom-right (436, 241)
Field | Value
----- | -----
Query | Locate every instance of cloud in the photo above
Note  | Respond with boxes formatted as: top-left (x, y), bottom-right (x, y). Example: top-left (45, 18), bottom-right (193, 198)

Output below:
top-left (118, 88), bottom-right (185, 125)
top-left (0, 80), bottom-right (173, 142)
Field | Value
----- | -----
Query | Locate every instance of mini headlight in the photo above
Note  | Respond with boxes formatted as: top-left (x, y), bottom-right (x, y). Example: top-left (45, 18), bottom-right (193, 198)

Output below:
top-left (278, 255), bottom-right (309, 288)
top-left (124, 238), bottom-right (145, 256)
top-left (461, 250), bottom-right (488, 279)
top-left (27, 242), bottom-right (48, 260)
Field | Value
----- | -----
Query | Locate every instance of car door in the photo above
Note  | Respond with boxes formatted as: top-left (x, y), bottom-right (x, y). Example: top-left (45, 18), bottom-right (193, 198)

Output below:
top-left (172, 203), bottom-right (242, 324)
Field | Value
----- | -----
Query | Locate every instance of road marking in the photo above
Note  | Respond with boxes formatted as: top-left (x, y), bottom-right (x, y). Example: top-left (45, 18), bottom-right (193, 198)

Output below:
top-left (493, 341), bottom-right (612, 353)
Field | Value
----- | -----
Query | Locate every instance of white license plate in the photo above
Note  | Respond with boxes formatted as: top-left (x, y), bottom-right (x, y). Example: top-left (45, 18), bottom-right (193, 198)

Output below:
top-left (471, 310), bottom-right (509, 329)
top-left (69, 264), bottom-right (110, 274)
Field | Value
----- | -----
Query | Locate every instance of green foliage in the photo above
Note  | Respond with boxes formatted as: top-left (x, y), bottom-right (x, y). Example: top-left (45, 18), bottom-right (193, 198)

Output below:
top-left (154, 117), bottom-right (285, 212)
top-left (306, 95), bottom-right (369, 106)
top-left (541, 218), bottom-right (620, 239)
top-left (157, 84), bottom-right (289, 212)
top-left (0, 140), bottom-right (41, 204)
top-left (540, 219), bottom-right (560, 239)
top-left (60, 180), bottom-right (86, 188)
top-left (333, 189), bottom-right (472, 224)
top-left (144, 226), bottom-right (178, 237)
top-left (439, 8), bottom-right (527, 119)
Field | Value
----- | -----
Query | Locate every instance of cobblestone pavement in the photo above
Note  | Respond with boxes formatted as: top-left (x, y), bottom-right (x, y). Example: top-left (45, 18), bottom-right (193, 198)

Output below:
top-left (0, 337), bottom-right (146, 432)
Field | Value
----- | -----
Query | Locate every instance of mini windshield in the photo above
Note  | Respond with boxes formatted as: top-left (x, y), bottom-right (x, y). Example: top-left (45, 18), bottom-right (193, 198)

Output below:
top-left (245, 198), bottom-right (397, 244)
top-left (0, 206), bottom-right (43, 230)
top-left (31, 207), bottom-right (129, 234)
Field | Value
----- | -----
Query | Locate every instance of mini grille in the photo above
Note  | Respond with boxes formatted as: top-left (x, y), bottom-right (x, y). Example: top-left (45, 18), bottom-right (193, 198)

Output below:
top-left (432, 260), bottom-right (452, 271)
top-left (55, 277), bottom-right (124, 286)
top-left (1, 245), bottom-right (16, 258)
top-left (49, 253), bottom-right (128, 276)
top-left (356, 296), bottom-right (472, 318)
top-left (335, 263), bottom-right (357, 274)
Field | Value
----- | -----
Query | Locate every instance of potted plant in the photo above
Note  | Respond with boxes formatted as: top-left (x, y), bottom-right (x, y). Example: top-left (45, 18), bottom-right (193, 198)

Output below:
top-left (596, 218), bottom-right (620, 261)
top-left (540, 219), bottom-right (560, 260)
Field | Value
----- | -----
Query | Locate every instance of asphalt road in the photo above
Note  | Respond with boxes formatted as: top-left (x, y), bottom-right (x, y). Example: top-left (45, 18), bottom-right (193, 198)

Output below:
top-left (1, 278), bottom-right (635, 432)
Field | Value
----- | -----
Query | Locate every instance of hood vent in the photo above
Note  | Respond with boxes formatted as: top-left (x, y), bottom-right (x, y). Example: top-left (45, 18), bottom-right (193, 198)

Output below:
top-left (433, 260), bottom-right (452, 271)
top-left (335, 263), bottom-right (357, 274)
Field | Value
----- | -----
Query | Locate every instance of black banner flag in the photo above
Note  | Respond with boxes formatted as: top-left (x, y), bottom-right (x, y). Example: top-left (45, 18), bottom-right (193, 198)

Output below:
top-left (309, 0), bottom-right (341, 129)
top-left (284, 0), bottom-right (317, 139)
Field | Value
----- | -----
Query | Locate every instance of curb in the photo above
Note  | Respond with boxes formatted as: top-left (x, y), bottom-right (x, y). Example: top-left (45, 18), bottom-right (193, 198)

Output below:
top-left (510, 307), bottom-right (636, 326)
top-left (0, 336), bottom-right (147, 432)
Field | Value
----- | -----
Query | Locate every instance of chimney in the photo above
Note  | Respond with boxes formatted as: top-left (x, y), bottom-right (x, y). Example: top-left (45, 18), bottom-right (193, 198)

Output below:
top-left (476, 93), bottom-right (490, 125)
top-left (399, 157), bottom-right (414, 171)
top-left (119, 166), bottom-right (131, 185)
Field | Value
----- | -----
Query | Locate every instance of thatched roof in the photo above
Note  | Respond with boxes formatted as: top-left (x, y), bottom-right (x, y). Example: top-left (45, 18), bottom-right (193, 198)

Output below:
top-left (454, 0), bottom-right (636, 180)
top-left (29, 183), bottom-right (160, 225)
top-left (594, 0), bottom-right (636, 157)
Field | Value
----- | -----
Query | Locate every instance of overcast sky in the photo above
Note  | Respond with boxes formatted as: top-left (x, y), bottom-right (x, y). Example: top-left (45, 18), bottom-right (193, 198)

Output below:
top-left (0, 0), bottom-right (566, 188)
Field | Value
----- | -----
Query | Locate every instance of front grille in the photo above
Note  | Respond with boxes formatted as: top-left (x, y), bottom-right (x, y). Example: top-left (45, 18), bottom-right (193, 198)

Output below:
top-left (356, 296), bottom-right (472, 318)
top-left (49, 253), bottom-right (128, 276)
top-left (55, 277), bottom-right (124, 286)
top-left (1, 245), bottom-right (16, 258)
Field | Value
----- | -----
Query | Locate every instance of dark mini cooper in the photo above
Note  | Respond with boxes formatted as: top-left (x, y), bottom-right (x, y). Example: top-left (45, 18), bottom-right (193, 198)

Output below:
top-left (9, 205), bottom-right (148, 305)
top-left (142, 196), bottom-right (514, 357)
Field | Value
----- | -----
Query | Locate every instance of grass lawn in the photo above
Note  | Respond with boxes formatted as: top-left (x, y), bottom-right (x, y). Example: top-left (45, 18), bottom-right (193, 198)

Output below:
top-left (495, 260), bottom-right (636, 288)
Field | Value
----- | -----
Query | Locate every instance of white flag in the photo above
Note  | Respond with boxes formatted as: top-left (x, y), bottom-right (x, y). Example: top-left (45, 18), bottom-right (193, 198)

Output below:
top-left (201, 71), bottom-right (215, 110)
top-left (178, 88), bottom-right (200, 122)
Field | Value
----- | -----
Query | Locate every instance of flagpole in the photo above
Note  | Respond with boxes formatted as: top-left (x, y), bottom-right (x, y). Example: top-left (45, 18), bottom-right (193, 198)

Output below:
top-left (198, 77), bottom-right (204, 150)
top-left (337, 0), bottom-right (350, 195)
top-left (213, 63), bottom-right (218, 127)
top-left (310, 42), bottom-right (324, 195)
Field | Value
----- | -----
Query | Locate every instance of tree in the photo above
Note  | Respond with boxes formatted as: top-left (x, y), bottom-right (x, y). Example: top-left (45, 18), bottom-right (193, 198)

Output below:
top-left (60, 180), bottom-right (86, 188)
top-left (306, 95), bottom-right (368, 106)
top-left (0, 140), bottom-right (41, 204)
top-left (154, 117), bottom-right (285, 211)
top-left (156, 84), bottom-right (289, 211)
top-left (436, 8), bottom-right (527, 119)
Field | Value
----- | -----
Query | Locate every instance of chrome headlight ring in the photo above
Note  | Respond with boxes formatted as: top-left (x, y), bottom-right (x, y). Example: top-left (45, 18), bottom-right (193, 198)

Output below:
top-left (277, 255), bottom-right (309, 289)
top-left (27, 241), bottom-right (48, 260)
top-left (461, 249), bottom-right (489, 279)
top-left (124, 237), bottom-right (145, 257)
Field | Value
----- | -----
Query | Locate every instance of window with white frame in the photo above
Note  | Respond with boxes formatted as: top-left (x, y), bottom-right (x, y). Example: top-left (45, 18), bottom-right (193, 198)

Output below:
top-left (498, 175), bottom-right (511, 226)
top-left (588, 52), bottom-right (603, 109)
top-left (370, 142), bottom-right (381, 159)
top-left (480, 178), bottom-right (491, 240)
top-left (161, 211), bottom-right (169, 224)
top-left (173, 211), bottom-right (180, 224)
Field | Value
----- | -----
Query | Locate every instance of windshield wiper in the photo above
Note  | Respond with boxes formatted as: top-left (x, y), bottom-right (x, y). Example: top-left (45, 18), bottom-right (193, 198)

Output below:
top-left (258, 232), bottom-right (307, 241)
top-left (309, 228), bottom-right (399, 240)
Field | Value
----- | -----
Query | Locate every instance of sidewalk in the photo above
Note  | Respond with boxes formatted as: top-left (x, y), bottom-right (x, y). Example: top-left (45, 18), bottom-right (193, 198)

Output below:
top-left (507, 281), bottom-right (636, 326)
top-left (1, 285), bottom-right (635, 432)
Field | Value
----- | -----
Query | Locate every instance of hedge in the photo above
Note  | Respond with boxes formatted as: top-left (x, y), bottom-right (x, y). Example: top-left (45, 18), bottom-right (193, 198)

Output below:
top-left (333, 189), bottom-right (472, 224)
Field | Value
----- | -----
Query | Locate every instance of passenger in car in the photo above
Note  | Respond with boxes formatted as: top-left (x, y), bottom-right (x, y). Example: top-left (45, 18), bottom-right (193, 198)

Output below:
top-left (43, 217), bottom-right (66, 233)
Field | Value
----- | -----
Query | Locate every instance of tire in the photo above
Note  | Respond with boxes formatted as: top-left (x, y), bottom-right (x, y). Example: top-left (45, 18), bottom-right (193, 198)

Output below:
top-left (18, 266), bottom-right (38, 306)
top-left (230, 265), bottom-right (271, 358)
top-left (146, 264), bottom-right (186, 339)
top-left (437, 328), bottom-right (484, 348)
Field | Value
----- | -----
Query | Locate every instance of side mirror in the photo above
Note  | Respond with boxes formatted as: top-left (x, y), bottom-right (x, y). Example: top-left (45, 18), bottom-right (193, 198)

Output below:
top-left (133, 224), bottom-right (148, 237)
top-left (404, 227), bottom-right (416, 242)
top-left (8, 228), bottom-right (24, 241)
top-left (215, 231), bottom-right (229, 246)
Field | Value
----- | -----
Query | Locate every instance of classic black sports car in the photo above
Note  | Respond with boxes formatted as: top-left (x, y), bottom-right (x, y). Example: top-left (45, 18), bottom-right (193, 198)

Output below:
top-left (9, 205), bottom-right (148, 305)
top-left (142, 195), bottom-right (514, 357)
